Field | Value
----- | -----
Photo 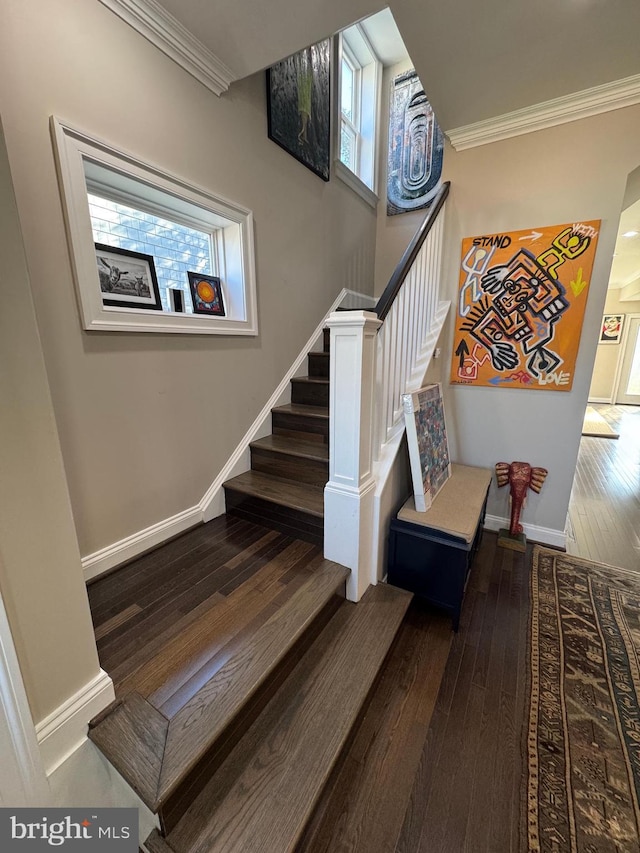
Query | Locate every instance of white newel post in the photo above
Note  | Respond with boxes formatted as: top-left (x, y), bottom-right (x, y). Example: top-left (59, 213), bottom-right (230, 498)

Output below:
top-left (324, 311), bottom-right (382, 601)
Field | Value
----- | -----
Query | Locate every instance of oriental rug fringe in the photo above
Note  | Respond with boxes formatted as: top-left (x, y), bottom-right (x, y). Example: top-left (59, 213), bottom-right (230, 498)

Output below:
top-left (525, 547), bottom-right (640, 852)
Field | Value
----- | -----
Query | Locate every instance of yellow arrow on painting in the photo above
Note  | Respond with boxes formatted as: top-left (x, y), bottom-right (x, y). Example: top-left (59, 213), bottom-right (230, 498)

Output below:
top-left (570, 268), bottom-right (588, 297)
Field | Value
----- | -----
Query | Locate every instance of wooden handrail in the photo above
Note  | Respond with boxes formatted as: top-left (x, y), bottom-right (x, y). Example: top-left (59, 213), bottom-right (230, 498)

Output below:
top-left (374, 181), bottom-right (450, 321)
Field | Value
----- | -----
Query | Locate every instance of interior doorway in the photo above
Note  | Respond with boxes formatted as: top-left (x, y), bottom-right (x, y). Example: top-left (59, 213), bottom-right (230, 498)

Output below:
top-left (567, 166), bottom-right (640, 570)
top-left (616, 314), bottom-right (640, 405)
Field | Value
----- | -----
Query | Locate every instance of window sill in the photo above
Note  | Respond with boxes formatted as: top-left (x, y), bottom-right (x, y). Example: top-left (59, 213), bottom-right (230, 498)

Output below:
top-left (334, 160), bottom-right (378, 209)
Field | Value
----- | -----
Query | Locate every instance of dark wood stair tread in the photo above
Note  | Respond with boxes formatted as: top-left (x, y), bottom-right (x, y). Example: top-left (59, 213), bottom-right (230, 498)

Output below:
top-left (250, 434), bottom-right (329, 462)
top-left (89, 560), bottom-right (350, 811)
top-left (164, 583), bottom-right (412, 853)
top-left (290, 376), bottom-right (329, 385)
top-left (223, 470), bottom-right (325, 517)
top-left (272, 403), bottom-right (328, 419)
top-left (144, 830), bottom-right (174, 853)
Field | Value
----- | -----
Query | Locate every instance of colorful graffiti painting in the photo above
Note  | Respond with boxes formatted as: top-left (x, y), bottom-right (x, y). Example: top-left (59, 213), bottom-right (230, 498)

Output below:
top-left (450, 221), bottom-right (600, 391)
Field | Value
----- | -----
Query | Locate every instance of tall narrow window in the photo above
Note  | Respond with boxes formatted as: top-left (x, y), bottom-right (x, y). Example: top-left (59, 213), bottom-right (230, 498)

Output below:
top-left (340, 51), bottom-right (360, 174)
top-left (337, 24), bottom-right (381, 196)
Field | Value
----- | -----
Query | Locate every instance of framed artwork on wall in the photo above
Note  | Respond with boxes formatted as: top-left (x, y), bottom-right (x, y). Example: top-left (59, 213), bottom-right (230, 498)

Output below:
top-left (95, 244), bottom-right (162, 310)
top-left (449, 220), bottom-right (601, 391)
top-left (387, 69), bottom-right (444, 216)
top-left (599, 314), bottom-right (624, 344)
top-left (188, 272), bottom-right (225, 316)
top-left (266, 39), bottom-right (331, 181)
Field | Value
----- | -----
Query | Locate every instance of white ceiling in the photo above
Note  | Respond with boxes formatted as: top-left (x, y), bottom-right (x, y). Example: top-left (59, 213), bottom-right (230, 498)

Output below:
top-left (358, 8), bottom-right (408, 67)
top-left (98, 0), bottom-right (640, 299)
top-left (128, 0), bottom-right (640, 131)
top-left (391, 0), bottom-right (640, 130)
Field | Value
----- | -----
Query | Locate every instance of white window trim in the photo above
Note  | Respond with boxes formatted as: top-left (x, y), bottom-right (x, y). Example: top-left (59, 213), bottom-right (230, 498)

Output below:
top-left (50, 117), bottom-right (258, 335)
top-left (334, 28), bottom-right (381, 209)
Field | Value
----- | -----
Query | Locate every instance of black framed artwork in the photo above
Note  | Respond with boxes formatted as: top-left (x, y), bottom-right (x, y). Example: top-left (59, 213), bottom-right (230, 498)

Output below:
top-left (187, 272), bottom-right (225, 316)
top-left (267, 39), bottom-right (331, 182)
top-left (95, 243), bottom-right (162, 310)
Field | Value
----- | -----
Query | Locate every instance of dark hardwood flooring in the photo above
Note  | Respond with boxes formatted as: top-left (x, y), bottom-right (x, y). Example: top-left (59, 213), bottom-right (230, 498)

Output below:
top-left (568, 403), bottom-right (640, 571)
top-left (299, 531), bottom-right (531, 853)
top-left (88, 520), bottom-right (532, 852)
top-left (87, 515), bottom-right (325, 700)
top-left (88, 410), bottom-right (639, 851)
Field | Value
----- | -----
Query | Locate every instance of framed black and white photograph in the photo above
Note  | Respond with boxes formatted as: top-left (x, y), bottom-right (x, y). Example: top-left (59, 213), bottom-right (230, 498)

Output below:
top-left (187, 272), bottom-right (225, 316)
top-left (95, 243), bottom-right (162, 310)
top-left (267, 39), bottom-right (331, 181)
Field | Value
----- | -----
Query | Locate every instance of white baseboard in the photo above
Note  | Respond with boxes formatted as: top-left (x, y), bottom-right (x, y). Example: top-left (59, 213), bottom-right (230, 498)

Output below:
top-left (587, 397), bottom-right (613, 404)
top-left (484, 514), bottom-right (566, 549)
top-left (82, 505), bottom-right (202, 581)
top-left (36, 669), bottom-right (115, 776)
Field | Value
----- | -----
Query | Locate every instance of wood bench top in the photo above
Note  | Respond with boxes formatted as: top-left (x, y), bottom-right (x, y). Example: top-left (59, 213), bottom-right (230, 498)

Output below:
top-left (397, 464), bottom-right (492, 544)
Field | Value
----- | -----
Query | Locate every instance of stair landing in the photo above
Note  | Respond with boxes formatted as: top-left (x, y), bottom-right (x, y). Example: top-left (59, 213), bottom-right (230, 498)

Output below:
top-left (87, 518), bottom-right (348, 813)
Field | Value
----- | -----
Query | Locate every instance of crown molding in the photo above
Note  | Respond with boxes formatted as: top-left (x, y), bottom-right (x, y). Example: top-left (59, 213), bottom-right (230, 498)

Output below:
top-left (446, 73), bottom-right (640, 151)
top-left (98, 0), bottom-right (236, 96)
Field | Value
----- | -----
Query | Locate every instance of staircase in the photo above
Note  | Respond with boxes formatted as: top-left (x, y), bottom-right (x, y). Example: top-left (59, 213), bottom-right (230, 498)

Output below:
top-left (222, 328), bottom-right (331, 546)
top-left (87, 183), bottom-right (451, 849)
top-left (88, 540), bottom-right (411, 852)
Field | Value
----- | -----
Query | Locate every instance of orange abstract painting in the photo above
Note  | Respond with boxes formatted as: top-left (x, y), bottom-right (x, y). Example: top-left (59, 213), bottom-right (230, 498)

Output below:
top-left (449, 220), bottom-right (600, 391)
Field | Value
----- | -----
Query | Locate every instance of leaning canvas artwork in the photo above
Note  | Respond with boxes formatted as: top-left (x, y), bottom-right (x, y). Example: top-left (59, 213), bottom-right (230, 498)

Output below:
top-left (450, 220), bottom-right (600, 391)
top-left (403, 383), bottom-right (451, 512)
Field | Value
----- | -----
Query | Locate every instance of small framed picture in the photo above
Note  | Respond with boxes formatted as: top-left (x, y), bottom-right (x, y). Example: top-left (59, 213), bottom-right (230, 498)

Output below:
top-left (188, 272), bottom-right (225, 316)
top-left (600, 314), bottom-right (624, 344)
top-left (95, 244), bottom-right (162, 310)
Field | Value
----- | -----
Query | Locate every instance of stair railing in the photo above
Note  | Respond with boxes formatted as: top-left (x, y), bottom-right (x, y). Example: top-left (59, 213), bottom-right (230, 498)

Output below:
top-left (324, 182), bottom-right (451, 601)
top-left (373, 183), bottom-right (449, 458)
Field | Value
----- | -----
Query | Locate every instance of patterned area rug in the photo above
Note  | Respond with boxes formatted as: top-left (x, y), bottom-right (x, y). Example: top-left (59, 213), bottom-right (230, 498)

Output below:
top-left (525, 547), bottom-right (640, 852)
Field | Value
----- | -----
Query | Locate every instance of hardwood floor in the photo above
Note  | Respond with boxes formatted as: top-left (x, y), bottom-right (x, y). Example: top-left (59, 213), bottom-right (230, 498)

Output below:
top-left (87, 409), bottom-right (639, 851)
top-left (299, 531), bottom-right (531, 853)
top-left (88, 521), bottom-right (531, 851)
top-left (567, 403), bottom-right (640, 571)
top-left (87, 515), bottom-right (325, 698)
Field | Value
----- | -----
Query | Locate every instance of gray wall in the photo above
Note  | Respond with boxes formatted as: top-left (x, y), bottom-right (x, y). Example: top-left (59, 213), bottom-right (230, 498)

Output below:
top-left (375, 59), bottom-right (640, 537)
top-left (0, 121), bottom-right (101, 723)
top-left (0, 0), bottom-right (377, 560)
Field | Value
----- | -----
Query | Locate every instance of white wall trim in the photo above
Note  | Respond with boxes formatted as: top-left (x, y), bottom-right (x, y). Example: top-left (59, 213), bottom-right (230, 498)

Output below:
top-left (0, 588), bottom-right (50, 805)
top-left (82, 505), bottom-right (202, 581)
top-left (334, 160), bottom-right (379, 208)
top-left (97, 0), bottom-right (236, 96)
top-left (446, 73), bottom-right (640, 151)
top-left (587, 396), bottom-right (614, 404)
top-left (201, 289), bottom-right (376, 522)
top-left (484, 514), bottom-right (566, 550)
top-left (612, 312), bottom-right (640, 404)
top-left (36, 669), bottom-right (115, 777)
